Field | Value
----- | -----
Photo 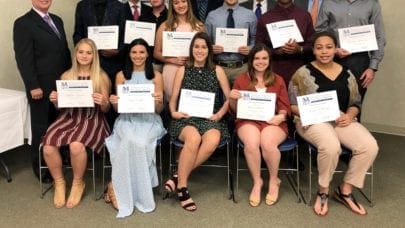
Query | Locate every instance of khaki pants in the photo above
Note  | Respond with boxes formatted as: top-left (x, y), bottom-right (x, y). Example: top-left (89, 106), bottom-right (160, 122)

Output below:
top-left (296, 120), bottom-right (378, 188)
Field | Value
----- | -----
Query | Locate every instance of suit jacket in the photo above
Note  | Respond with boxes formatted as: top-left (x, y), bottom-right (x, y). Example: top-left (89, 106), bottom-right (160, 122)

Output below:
top-left (240, 0), bottom-right (277, 11)
top-left (191, 0), bottom-right (223, 22)
top-left (13, 9), bottom-right (71, 96)
top-left (121, 1), bottom-right (152, 22)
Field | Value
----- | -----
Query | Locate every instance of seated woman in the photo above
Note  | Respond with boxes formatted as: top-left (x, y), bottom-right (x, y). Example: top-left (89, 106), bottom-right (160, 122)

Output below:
top-left (41, 38), bottom-right (111, 209)
top-left (289, 31), bottom-right (379, 216)
top-left (229, 44), bottom-right (290, 207)
top-left (104, 38), bottom-right (166, 218)
top-left (164, 32), bottom-right (230, 212)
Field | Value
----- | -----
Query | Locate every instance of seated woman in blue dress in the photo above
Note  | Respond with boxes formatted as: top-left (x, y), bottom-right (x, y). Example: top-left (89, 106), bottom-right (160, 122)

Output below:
top-left (104, 38), bottom-right (166, 218)
top-left (164, 32), bottom-right (231, 212)
top-left (42, 38), bottom-right (111, 209)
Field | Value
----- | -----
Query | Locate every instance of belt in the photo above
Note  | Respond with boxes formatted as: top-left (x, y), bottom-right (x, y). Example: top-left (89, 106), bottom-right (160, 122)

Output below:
top-left (215, 60), bottom-right (245, 68)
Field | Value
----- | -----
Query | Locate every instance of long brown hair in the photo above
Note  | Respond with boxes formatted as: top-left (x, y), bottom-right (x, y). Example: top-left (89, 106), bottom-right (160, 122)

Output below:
top-left (165, 0), bottom-right (203, 31)
top-left (247, 43), bottom-right (275, 89)
top-left (186, 32), bottom-right (215, 70)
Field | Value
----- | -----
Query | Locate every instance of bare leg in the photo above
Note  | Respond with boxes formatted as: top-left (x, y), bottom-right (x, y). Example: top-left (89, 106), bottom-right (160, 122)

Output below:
top-left (66, 142), bottom-right (87, 208)
top-left (191, 129), bottom-right (221, 168)
top-left (43, 145), bottom-right (65, 208)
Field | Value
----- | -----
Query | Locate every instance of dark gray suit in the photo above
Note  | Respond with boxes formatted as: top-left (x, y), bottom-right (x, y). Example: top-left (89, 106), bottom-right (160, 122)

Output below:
top-left (13, 9), bottom-right (71, 176)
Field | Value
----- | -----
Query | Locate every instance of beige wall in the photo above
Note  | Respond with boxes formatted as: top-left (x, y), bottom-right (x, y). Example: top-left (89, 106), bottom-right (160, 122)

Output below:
top-left (1, 0), bottom-right (404, 135)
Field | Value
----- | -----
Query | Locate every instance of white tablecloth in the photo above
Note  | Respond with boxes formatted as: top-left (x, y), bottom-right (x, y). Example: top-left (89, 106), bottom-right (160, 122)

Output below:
top-left (0, 88), bottom-right (31, 153)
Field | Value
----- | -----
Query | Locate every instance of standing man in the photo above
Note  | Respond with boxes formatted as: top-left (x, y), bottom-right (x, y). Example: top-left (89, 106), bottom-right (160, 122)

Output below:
top-left (191, 0), bottom-right (224, 22)
top-left (205, 0), bottom-right (257, 84)
top-left (316, 0), bottom-right (386, 101)
top-left (240, 0), bottom-right (277, 19)
top-left (256, 0), bottom-right (315, 85)
top-left (122, 0), bottom-right (152, 22)
top-left (13, 0), bottom-right (71, 182)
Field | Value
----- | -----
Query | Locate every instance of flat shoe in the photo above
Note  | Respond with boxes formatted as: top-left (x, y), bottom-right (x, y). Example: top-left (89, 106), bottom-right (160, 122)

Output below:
top-left (265, 179), bottom-right (281, 206)
top-left (333, 186), bottom-right (367, 216)
top-left (313, 191), bottom-right (329, 217)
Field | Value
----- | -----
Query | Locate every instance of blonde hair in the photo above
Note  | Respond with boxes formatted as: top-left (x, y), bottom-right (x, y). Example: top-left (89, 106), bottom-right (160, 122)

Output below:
top-left (165, 0), bottom-right (203, 31)
top-left (65, 38), bottom-right (109, 93)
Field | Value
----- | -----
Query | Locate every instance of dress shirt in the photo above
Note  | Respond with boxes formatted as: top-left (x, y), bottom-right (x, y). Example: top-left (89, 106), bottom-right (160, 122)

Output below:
top-left (128, 1), bottom-right (141, 17)
top-left (316, 0), bottom-right (385, 70)
top-left (307, 0), bottom-right (323, 13)
top-left (253, 0), bottom-right (267, 15)
top-left (205, 4), bottom-right (257, 62)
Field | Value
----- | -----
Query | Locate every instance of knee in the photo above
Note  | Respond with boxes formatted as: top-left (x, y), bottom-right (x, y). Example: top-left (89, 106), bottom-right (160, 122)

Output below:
top-left (183, 135), bottom-right (201, 150)
top-left (42, 145), bottom-right (57, 157)
top-left (317, 140), bottom-right (341, 157)
top-left (365, 139), bottom-right (379, 159)
top-left (243, 141), bottom-right (260, 155)
top-left (69, 142), bottom-right (86, 157)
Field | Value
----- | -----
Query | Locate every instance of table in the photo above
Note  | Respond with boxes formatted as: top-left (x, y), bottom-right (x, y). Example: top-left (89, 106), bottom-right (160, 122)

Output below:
top-left (0, 88), bottom-right (32, 182)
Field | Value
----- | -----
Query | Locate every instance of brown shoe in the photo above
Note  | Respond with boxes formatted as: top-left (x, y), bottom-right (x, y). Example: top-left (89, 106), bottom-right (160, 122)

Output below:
top-left (66, 179), bottom-right (85, 209)
top-left (53, 178), bottom-right (66, 208)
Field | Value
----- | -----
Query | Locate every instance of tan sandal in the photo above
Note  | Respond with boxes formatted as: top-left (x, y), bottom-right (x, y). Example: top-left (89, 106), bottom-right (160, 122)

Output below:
top-left (107, 182), bottom-right (118, 210)
top-left (265, 179), bottom-right (281, 206)
top-left (66, 179), bottom-right (85, 209)
top-left (53, 178), bottom-right (66, 208)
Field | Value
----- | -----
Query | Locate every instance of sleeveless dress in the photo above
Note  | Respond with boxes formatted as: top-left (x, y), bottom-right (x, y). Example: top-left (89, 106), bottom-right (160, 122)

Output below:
top-left (105, 71), bottom-right (167, 218)
top-left (41, 76), bottom-right (110, 154)
top-left (170, 67), bottom-right (230, 140)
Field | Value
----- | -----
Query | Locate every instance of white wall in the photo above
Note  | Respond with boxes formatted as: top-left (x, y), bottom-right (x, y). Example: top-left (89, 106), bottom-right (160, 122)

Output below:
top-left (0, 0), bottom-right (404, 135)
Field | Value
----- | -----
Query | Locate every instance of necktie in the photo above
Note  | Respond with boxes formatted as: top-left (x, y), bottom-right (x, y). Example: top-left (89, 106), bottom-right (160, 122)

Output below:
top-left (310, 0), bottom-right (319, 27)
top-left (198, 0), bottom-right (208, 21)
top-left (255, 3), bottom-right (262, 20)
top-left (227, 9), bottom-right (235, 28)
top-left (133, 5), bottom-right (139, 21)
top-left (43, 15), bottom-right (61, 38)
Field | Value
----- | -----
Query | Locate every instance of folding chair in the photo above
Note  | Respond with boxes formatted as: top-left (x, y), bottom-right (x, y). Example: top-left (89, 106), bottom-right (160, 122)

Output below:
top-left (101, 136), bottom-right (165, 199)
top-left (168, 137), bottom-right (234, 200)
top-left (234, 137), bottom-right (302, 203)
top-left (307, 144), bottom-right (374, 206)
top-left (39, 146), bottom-right (98, 200)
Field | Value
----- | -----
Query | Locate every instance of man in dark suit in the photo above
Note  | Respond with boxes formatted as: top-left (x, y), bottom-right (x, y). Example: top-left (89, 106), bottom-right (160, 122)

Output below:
top-left (13, 0), bottom-right (71, 182)
top-left (191, 0), bottom-right (223, 22)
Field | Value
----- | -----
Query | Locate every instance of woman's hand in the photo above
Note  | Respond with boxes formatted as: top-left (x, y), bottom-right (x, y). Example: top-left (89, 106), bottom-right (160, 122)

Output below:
top-left (208, 113), bottom-right (222, 122)
top-left (267, 114), bottom-right (286, 126)
top-left (49, 90), bottom-right (57, 105)
top-left (171, 111), bottom-right (190, 120)
top-left (152, 92), bottom-right (163, 104)
top-left (170, 57), bottom-right (187, 66)
top-left (93, 92), bottom-right (109, 107)
top-left (229, 89), bottom-right (241, 100)
top-left (335, 113), bottom-right (353, 127)
top-left (109, 95), bottom-right (118, 105)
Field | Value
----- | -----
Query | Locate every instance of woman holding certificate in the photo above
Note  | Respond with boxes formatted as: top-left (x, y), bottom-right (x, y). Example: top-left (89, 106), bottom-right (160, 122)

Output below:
top-left (165, 32), bottom-right (230, 212)
top-left (41, 38), bottom-right (111, 209)
top-left (288, 31), bottom-right (378, 216)
top-left (229, 43), bottom-right (290, 207)
top-left (104, 38), bottom-right (166, 217)
top-left (153, 0), bottom-right (205, 101)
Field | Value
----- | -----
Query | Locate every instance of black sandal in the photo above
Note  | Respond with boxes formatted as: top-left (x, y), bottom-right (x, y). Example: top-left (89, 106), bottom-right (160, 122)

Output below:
top-left (177, 187), bottom-right (197, 212)
top-left (163, 174), bottom-right (178, 199)
top-left (334, 186), bottom-right (367, 215)
top-left (313, 191), bottom-right (329, 216)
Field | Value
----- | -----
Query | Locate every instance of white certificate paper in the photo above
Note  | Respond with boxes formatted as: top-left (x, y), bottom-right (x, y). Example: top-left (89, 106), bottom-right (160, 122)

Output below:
top-left (237, 91), bottom-right (276, 121)
top-left (117, 84), bottom-right (155, 113)
top-left (162, 31), bottom-right (196, 57)
top-left (88, 25), bottom-right (119, 50)
top-left (297, 91), bottom-right (340, 126)
top-left (178, 89), bottom-right (215, 118)
top-left (266, 19), bottom-right (304, 48)
top-left (124, 20), bottom-right (156, 45)
top-left (215, 28), bottom-right (248, 53)
top-left (338, 24), bottom-right (378, 53)
top-left (56, 80), bottom-right (94, 108)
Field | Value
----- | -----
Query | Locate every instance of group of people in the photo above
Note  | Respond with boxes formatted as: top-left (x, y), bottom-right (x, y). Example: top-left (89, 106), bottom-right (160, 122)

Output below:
top-left (13, 0), bottom-right (384, 218)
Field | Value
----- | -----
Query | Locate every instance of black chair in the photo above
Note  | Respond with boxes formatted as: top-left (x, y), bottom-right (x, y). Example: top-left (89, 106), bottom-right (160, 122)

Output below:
top-left (234, 137), bottom-right (302, 203)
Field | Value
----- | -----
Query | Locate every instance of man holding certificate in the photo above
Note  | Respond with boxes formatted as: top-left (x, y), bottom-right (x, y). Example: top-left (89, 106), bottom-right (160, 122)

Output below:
top-left (41, 39), bottom-right (111, 209)
top-left (289, 32), bottom-right (378, 216)
top-left (316, 0), bottom-right (386, 101)
top-left (229, 44), bottom-right (290, 207)
top-left (205, 0), bottom-right (257, 84)
top-left (166, 32), bottom-right (230, 212)
top-left (256, 0), bottom-right (315, 85)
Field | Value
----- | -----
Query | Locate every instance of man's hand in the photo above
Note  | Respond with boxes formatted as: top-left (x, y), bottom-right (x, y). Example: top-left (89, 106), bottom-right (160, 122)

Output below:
top-left (30, 88), bottom-right (43, 100)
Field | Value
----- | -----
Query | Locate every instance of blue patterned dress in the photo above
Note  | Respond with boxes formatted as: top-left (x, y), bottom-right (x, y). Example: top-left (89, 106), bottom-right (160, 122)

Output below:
top-left (105, 72), bottom-right (166, 218)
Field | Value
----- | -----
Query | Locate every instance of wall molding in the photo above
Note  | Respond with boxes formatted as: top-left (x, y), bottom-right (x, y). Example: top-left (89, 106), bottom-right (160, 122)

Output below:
top-left (363, 122), bottom-right (405, 136)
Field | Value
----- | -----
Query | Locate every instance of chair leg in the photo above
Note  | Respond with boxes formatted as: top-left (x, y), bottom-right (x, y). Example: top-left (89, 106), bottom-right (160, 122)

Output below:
top-left (308, 147), bottom-right (313, 206)
top-left (91, 152), bottom-right (96, 201)
top-left (158, 143), bottom-right (163, 198)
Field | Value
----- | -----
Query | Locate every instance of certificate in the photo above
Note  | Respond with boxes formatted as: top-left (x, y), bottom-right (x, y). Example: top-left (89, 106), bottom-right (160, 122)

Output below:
top-left (117, 84), bottom-right (155, 113)
top-left (88, 25), bottom-right (119, 50)
top-left (338, 24), bottom-right (378, 53)
top-left (162, 31), bottom-right (196, 57)
top-left (124, 20), bottom-right (156, 45)
top-left (56, 80), bottom-right (94, 108)
top-left (178, 89), bottom-right (215, 118)
top-left (237, 91), bottom-right (276, 121)
top-left (266, 19), bottom-right (304, 48)
top-left (215, 28), bottom-right (248, 53)
top-left (297, 91), bottom-right (340, 126)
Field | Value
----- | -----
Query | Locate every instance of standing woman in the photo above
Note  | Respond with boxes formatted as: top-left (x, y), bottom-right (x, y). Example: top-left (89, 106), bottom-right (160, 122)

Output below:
top-left (153, 0), bottom-right (205, 101)
top-left (165, 32), bottom-right (230, 212)
top-left (41, 38), bottom-right (111, 209)
top-left (229, 43), bottom-right (290, 207)
top-left (289, 31), bottom-right (378, 216)
top-left (104, 38), bottom-right (166, 218)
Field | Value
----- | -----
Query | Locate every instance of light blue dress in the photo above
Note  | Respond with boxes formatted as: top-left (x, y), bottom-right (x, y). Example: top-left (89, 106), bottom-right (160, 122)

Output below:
top-left (105, 71), bottom-right (166, 218)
